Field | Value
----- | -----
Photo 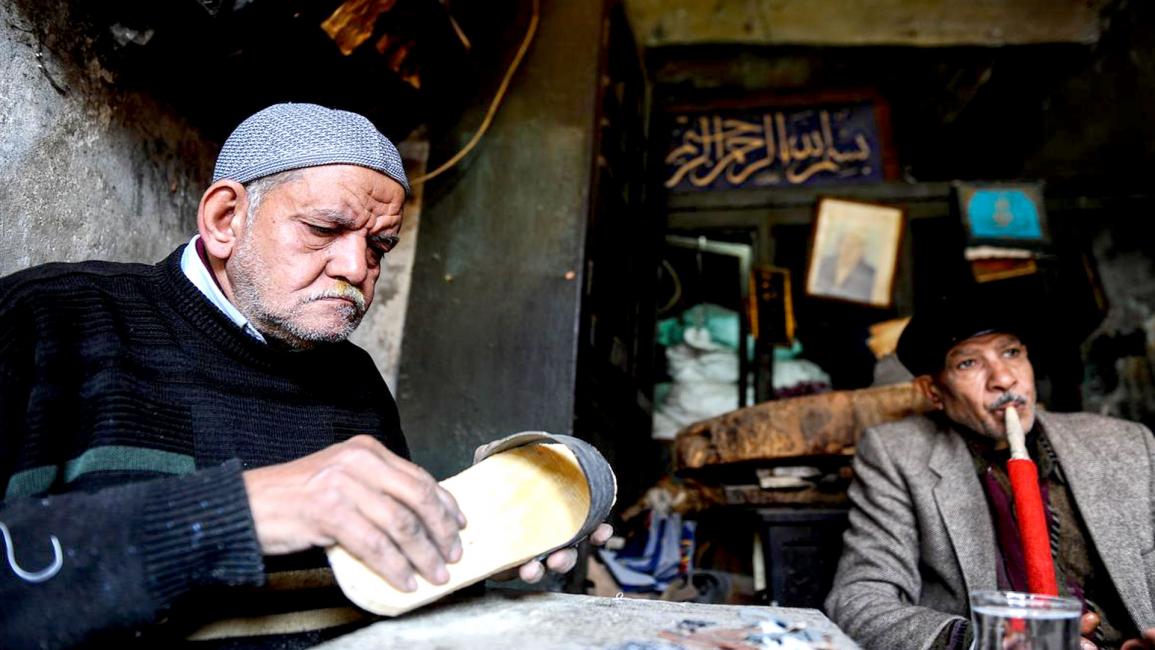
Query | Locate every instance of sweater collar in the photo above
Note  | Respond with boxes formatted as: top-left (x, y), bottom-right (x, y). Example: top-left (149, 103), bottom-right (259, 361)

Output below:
top-left (179, 235), bottom-right (267, 344)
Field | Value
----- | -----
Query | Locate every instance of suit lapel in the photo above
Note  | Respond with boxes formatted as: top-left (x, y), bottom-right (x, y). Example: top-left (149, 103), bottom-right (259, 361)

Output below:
top-left (1041, 412), bottom-right (1154, 626)
top-left (929, 425), bottom-right (998, 597)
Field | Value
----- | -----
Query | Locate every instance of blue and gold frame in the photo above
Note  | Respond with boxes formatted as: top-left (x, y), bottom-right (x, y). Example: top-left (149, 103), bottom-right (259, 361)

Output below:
top-left (953, 181), bottom-right (1049, 249)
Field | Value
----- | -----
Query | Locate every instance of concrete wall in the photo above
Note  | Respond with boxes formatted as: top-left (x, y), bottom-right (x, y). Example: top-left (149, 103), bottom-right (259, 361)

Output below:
top-left (397, 0), bottom-right (603, 479)
top-left (0, 0), bottom-right (213, 276)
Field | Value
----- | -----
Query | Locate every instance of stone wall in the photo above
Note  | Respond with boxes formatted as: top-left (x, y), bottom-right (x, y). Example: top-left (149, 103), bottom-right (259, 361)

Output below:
top-left (0, 0), bottom-right (420, 391)
top-left (0, 0), bottom-right (212, 276)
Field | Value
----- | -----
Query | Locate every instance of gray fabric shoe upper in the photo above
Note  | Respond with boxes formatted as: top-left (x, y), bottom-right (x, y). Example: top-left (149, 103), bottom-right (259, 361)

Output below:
top-left (473, 431), bottom-right (617, 552)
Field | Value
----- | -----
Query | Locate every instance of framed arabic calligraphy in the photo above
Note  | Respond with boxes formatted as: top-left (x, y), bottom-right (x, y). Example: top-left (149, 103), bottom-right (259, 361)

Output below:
top-left (805, 197), bottom-right (905, 308)
top-left (661, 92), bottom-right (896, 192)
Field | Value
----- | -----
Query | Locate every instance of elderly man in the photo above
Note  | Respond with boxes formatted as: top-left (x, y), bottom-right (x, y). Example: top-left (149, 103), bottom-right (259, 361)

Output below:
top-left (0, 103), bottom-right (609, 647)
top-left (825, 286), bottom-right (1155, 650)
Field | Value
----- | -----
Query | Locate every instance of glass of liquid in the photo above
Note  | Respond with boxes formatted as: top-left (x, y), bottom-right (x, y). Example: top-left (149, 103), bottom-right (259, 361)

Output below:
top-left (970, 591), bottom-right (1082, 650)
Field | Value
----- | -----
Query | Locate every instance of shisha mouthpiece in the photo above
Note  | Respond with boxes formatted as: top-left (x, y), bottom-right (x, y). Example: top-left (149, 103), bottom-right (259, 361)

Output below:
top-left (1004, 407), bottom-right (1029, 461)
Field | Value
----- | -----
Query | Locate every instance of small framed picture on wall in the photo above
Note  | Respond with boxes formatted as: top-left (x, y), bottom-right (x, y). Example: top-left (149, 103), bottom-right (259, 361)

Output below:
top-left (805, 197), bottom-right (905, 308)
top-left (953, 181), bottom-right (1049, 249)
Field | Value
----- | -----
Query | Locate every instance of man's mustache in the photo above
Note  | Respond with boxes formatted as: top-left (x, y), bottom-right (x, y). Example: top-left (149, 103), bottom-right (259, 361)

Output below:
top-left (987, 392), bottom-right (1027, 412)
top-left (305, 283), bottom-right (366, 313)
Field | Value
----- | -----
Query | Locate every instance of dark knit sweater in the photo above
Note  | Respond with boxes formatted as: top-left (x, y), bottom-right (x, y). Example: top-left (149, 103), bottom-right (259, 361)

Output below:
top-left (0, 246), bottom-right (407, 648)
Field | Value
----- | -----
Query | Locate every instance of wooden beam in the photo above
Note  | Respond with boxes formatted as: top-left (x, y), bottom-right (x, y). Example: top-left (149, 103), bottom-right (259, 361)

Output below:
top-left (676, 382), bottom-right (934, 469)
top-left (625, 0), bottom-right (1108, 49)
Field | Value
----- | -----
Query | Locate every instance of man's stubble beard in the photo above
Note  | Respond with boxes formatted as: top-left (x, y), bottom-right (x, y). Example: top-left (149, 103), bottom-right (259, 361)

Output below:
top-left (228, 233), bottom-right (368, 349)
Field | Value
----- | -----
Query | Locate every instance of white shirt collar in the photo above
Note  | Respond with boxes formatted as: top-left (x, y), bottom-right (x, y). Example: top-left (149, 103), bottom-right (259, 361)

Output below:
top-left (180, 235), bottom-right (267, 344)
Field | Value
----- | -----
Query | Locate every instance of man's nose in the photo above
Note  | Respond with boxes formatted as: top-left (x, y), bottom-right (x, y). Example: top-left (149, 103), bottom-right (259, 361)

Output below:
top-left (987, 358), bottom-right (1017, 391)
top-left (327, 234), bottom-right (369, 285)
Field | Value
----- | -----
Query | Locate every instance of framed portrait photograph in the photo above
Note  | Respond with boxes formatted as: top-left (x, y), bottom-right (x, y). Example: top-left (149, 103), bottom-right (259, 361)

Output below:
top-left (805, 197), bottom-right (905, 308)
top-left (953, 181), bottom-right (1049, 249)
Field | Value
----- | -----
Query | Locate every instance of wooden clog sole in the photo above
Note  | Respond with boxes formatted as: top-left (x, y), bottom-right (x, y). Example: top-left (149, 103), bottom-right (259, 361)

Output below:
top-left (328, 438), bottom-right (614, 616)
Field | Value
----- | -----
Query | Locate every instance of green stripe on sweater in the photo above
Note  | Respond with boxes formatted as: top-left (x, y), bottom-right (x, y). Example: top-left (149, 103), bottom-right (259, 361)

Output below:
top-left (3, 466), bottom-right (58, 499)
top-left (4, 446), bottom-right (196, 499)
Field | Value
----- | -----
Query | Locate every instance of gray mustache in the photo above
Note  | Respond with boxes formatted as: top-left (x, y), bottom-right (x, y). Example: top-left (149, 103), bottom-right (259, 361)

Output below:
top-left (306, 285), bottom-right (366, 312)
top-left (987, 392), bottom-right (1026, 411)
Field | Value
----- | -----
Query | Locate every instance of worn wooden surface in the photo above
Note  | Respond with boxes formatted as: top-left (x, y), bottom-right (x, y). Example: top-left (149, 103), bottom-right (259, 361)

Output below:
top-left (676, 382), bottom-right (933, 469)
top-left (723, 484), bottom-right (849, 507)
top-left (313, 589), bottom-right (859, 649)
top-left (321, 0), bottom-right (398, 55)
top-left (625, 0), bottom-right (1107, 48)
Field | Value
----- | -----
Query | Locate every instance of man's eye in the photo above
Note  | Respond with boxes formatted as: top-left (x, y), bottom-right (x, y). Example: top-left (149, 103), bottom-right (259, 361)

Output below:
top-left (1004, 347), bottom-right (1021, 358)
top-left (308, 224), bottom-right (336, 236)
top-left (956, 359), bottom-right (975, 370)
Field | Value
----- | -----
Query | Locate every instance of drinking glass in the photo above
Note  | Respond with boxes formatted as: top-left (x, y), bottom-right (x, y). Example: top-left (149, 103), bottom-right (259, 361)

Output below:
top-left (970, 591), bottom-right (1082, 650)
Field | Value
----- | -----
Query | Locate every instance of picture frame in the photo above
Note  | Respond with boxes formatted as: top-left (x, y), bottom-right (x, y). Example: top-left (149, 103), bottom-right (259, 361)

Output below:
top-left (953, 181), bottom-right (1049, 249)
top-left (804, 197), bottom-right (905, 308)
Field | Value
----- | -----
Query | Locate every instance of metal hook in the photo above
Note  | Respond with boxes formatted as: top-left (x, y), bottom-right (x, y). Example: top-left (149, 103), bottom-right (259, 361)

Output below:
top-left (1, 521), bottom-right (63, 583)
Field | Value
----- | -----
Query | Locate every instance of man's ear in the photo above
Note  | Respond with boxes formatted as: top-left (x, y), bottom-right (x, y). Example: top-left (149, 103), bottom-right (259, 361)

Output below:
top-left (914, 374), bottom-right (945, 410)
top-left (197, 180), bottom-right (248, 262)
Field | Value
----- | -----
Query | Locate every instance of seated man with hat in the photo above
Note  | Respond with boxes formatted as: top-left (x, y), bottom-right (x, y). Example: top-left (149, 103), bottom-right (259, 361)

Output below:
top-left (825, 285), bottom-right (1155, 649)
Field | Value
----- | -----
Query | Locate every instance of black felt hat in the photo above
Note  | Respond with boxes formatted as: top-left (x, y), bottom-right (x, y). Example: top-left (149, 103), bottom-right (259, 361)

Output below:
top-left (896, 284), bottom-right (1038, 377)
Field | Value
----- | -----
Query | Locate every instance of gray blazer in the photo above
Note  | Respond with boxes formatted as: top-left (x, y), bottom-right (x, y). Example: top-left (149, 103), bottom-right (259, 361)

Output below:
top-left (825, 410), bottom-right (1155, 650)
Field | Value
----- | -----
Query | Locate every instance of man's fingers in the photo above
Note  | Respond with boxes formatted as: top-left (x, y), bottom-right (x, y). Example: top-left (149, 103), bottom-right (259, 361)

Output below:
top-left (342, 477), bottom-right (453, 586)
top-left (518, 560), bottom-right (546, 583)
top-left (590, 523), bottom-right (613, 546)
top-left (512, 526), bottom-right (613, 584)
top-left (1119, 632), bottom-right (1155, 650)
top-left (330, 439), bottom-right (463, 561)
top-left (373, 444), bottom-right (468, 528)
top-left (544, 548), bottom-right (578, 574)
top-left (335, 515), bottom-right (418, 592)
top-left (1081, 612), bottom-right (1101, 636)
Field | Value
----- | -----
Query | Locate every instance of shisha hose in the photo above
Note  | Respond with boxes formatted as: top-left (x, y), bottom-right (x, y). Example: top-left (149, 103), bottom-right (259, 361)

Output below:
top-left (1005, 407), bottom-right (1058, 596)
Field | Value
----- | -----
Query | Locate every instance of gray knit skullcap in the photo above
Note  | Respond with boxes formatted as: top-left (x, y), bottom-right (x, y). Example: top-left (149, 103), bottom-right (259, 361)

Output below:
top-left (212, 103), bottom-right (409, 194)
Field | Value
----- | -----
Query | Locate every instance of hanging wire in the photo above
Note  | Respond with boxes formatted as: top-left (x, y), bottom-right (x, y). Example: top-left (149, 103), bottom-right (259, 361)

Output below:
top-left (693, 236), bottom-right (708, 329)
top-left (409, 0), bottom-right (540, 186)
top-left (657, 258), bottom-right (683, 315)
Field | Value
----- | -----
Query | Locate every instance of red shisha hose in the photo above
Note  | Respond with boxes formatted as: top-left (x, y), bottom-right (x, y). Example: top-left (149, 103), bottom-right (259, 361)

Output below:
top-left (1005, 406), bottom-right (1058, 596)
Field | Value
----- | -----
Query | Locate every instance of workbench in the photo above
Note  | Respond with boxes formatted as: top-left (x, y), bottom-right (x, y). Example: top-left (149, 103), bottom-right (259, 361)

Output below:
top-left (313, 589), bottom-right (860, 649)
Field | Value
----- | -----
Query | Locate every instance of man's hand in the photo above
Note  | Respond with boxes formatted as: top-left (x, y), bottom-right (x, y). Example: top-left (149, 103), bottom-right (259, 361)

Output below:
top-left (1078, 613), bottom-right (1155, 650)
top-left (1121, 628), bottom-right (1155, 650)
top-left (242, 435), bottom-right (466, 592)
top-left (1080, 611), bottom-right (1100, 650)
top-left (509, 523), bottom-right (615, 583)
